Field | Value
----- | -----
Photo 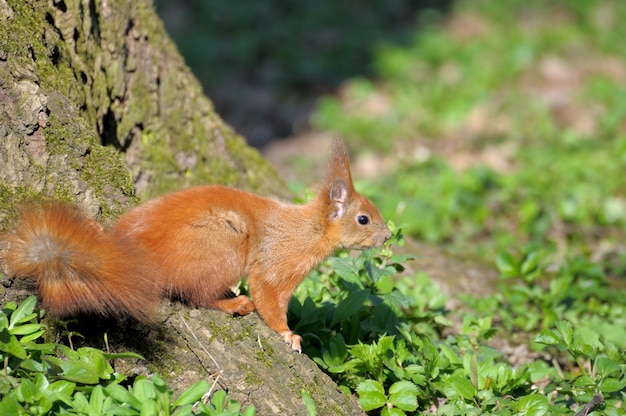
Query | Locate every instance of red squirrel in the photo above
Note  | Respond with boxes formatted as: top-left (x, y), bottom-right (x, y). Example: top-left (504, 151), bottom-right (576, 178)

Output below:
top-left (1, 139), bottom-right (391, 351)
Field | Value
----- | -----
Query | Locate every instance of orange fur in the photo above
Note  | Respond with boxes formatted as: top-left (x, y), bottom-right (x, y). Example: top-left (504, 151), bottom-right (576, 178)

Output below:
top-left (2, 204), bottom-right (160, 323)
top-left (1, 139), bottom-right (391, 351)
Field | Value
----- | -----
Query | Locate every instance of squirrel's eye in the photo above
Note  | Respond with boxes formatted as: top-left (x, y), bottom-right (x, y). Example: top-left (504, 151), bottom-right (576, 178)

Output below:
top-left (357, 215), bottom-right (370, 225)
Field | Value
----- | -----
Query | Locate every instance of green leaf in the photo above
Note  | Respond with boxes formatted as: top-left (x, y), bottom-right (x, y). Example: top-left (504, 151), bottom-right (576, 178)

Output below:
top-left (0, 396), bottom-right (25, 416)
top-left (325, 338), bottom-right (348, 373)
top-left (103, 351), bottom-right (145, 361)
top-left (59, 360), bottom-right (100, 384)
top-left (48, 380), bottom-right (76, 396)
top-left (534, 329), bottom-right (559, 346)
top-left (445, 374), bottom-right (475, 400)
top-left (520, 251), bottom-right (540, 277)
top-left (555, 320), bottom-right (573, 347)
top-left (388, 381), bottom-right (418, 412)
top-left (106, 384), bottom-right (142, 409)
top-left (331, 257), bottom-right (361, 284)
top-left (571, 340), bottom-right (598, 360)
top-left (9, 323), bottom-right (42, 336)
top-left (106, 405), bottom-right (141, 415)
top-left (330, 289), bottom-right (370, 327)
top-left (357, 380), bottom-right (387, 411)
top-left (16, 378), bottom-right (37, 403)
top-left (49, 387), bottom-right (77, 411)
top-left (18, 329), bottom-right (44, 344)
top-left (573, 375), bottom-right (595, 388)
top-left (438, 343), bottom-right (461, 365)
top-left (172, 379), bottom-right (209, 408)
top-left (469, 353), bottom-right (478, 391)
top-left (594, 355), bottom-right (620, 378)
top-left (2, 301), bottom-right (17, 315)
top-left (375, 274), bottom-right (395, 295)
top-left (8, 296), bottom-right (37, 330)
top-left (370, 303), bottom-right (399, 335)
top-left (71, 392), bottom-right (90, 413)
top-left (381, 407), bottom-right (407, 416)
top-left (600, 377), bottom-right (626, 393)
top-left (151, 373), bottom-right (167, 391)
top-left (33, 372), bottom-right (49, 390)
top-left (301, 389), bottom-right (316, 416)
top-left (139, 399), bottom-right (158, 416)
top-left (516, 393), bottom-right (549, 415)
top-left (210, 389), bottom-right (227, 411)
top-left (88, 386), bottom-right (106, 415)
top-left (549, 275), bottom-right (572, 297)
top-left (153, 379), bottom-right (171, 413)
top-left (496, 252), bottom-right (517, 277)
top-left (403, 364), bottom-right (426, 386)
top-left (0, 329), bottom-right (26, 359)
top-left (75, 347), bottom-right (112, 379)
top-left (133, 378), bottom-right (156, 402)
top-left (365, 258), bottom-right (384, 282)
top-left (242, 405), bottom-right (257, 416)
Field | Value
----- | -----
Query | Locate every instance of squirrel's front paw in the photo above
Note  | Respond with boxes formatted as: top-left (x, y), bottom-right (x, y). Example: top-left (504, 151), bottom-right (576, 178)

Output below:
top-left (281, 331), bottom-right (302, 353)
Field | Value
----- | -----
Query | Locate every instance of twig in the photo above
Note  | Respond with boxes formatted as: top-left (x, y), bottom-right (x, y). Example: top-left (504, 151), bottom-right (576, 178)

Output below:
top-left (551, 358), bottom-right (565, 379)
top-left (192, 372), bottom-right (222, 412)
top-left (574, 393), bottom-right (604, 416)
top-left (178, 311), bottom-right (221, 370)
top-left (202, 372), bottom-right (222, 404)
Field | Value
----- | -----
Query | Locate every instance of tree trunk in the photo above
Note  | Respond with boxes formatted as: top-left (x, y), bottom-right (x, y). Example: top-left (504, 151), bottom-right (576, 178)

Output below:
top-left (0, 0), bottom-right (362, 413)
top-left (0, 0), bottom-right (288, 225)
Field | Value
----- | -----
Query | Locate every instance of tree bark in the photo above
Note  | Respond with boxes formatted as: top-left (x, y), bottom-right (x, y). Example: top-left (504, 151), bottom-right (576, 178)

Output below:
top-left (0, 0), bottom-right (362, 413)
top-left (0, 0), bottom-right (288, 225)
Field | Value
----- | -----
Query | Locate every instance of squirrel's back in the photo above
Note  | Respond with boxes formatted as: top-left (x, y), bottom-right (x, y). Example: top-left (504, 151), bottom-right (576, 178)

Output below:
top-left (2, 203), bottom-right (160, 322)
top-left (110, 185), bottom-right (270, 306)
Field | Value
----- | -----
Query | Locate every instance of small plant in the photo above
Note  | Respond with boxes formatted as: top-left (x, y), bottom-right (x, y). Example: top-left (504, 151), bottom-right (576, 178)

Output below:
top-left (357, 379), bottom-right (419, 415)
top-left (291, 232), bottom-right (626, 414)
top-left (536, 320), bottom-right (626, 411)
top-left (0, 296), bottom-right (254, 416)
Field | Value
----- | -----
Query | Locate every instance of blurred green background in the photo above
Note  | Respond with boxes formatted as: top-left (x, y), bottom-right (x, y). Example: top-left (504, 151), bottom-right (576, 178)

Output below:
top-left (155, 0), bottom-right (626, 277)
top-left (154, 0), bottom-right (451, 147)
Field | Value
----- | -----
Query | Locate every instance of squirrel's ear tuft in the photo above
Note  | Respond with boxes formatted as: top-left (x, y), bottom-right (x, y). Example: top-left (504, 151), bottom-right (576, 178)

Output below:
top-left (328, 180), bottom-right (349, 220)
top-left (321, 137), bottom-right (355, 193)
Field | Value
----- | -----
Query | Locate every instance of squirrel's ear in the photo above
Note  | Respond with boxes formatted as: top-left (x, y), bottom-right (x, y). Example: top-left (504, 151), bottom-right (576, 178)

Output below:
top-left (328, 180), bottom-right (349, 220)
top-left (328, 138), bottom-right (353, 183)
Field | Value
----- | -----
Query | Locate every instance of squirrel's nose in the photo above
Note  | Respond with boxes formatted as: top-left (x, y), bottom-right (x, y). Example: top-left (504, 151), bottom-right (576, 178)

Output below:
top-left (384, 227), bottom-right (392, 242)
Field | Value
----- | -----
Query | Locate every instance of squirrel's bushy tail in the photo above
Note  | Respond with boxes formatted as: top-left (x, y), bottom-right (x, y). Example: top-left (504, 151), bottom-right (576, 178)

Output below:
top-left (1, 203), bottom-right (159, 323)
